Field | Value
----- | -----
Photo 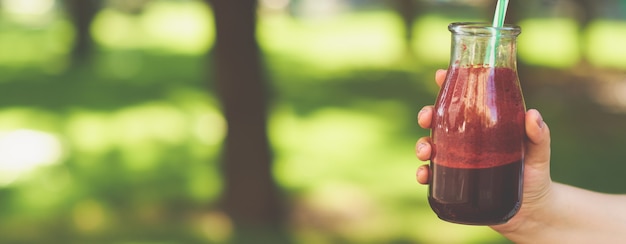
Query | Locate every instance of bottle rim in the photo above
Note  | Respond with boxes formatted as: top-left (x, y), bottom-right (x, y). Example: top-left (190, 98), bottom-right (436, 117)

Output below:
top-left (449, 22), bottom-right (521, 37)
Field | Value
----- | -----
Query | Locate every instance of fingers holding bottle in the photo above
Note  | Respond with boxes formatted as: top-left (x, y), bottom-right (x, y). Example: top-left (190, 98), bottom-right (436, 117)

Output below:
top-left (435, 69), bottom-right (446, 87)
top-left (415, 137), bottom-right (432, 161)
top-left (417, 106), bottom-right (434, 129)
top-left (415, 69), bottom-right (446, 185)
top-left (416, 164), bottom-right (430, 184)
top-left (416, 108), bottom-right (433, 185)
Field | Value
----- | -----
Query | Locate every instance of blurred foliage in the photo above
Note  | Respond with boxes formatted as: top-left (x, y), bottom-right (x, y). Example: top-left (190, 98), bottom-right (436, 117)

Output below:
top-left (1, 0), bottom-right (626, 243)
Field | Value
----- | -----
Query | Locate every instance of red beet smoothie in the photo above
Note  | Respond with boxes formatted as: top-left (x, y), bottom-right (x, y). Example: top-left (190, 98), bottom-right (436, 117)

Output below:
top-left (428, 66), bottom-right (525, 225)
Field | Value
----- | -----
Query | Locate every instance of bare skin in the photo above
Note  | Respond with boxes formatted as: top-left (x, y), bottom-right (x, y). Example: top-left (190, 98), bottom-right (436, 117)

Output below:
top-left (416, 69), bottom-right (626, 243)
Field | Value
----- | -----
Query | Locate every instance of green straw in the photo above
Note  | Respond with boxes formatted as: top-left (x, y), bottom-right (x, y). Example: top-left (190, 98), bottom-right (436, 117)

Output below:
top-left (492, 0), bottom-right (509, 28)
top-left (486, 0), bottom-right (509, 65)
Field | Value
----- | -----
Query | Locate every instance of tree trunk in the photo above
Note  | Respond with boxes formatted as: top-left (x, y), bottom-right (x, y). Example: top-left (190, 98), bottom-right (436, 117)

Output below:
top-left (388, 0), bottom-right (420, 48)
top-left (64, 0), bottom-right (100, 65)
top-left (206, 0), bottom-right (288, 243)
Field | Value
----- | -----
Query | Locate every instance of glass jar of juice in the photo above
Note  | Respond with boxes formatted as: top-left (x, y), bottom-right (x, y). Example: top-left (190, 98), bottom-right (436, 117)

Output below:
top-left (428, 22), bottom-right (525, 225)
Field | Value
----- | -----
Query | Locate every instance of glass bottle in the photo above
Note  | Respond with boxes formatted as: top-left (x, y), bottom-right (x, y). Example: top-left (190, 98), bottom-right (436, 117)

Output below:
top-left (428, 22), bottom-right (525, 225)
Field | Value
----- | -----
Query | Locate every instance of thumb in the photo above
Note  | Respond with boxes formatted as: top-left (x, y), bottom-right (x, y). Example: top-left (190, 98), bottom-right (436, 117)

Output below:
top-left (524, 109), bottom-right (551, 181)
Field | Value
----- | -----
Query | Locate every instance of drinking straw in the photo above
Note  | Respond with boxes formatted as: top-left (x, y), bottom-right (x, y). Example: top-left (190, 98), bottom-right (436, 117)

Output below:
top-left (486, 0), bottom-right (510, 65)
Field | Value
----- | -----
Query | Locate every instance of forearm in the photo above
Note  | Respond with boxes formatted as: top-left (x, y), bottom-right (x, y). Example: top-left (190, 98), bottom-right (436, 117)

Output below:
top-left (494, 183), bottom-right (626, 243)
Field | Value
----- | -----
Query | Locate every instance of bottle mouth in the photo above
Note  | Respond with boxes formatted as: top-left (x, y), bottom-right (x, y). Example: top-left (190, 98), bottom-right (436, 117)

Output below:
top-left (449, 22), bottom-right (521, 37)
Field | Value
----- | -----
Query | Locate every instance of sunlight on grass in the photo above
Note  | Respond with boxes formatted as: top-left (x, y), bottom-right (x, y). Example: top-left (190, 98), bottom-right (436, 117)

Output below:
top-left (270, 106), bottom-right (389, 190)
top-left (114, 102), bottom-right (187, 145)
top-left (64, 90), bottom-right (225, 205)
top-left (0, 129), bottom-right (63, 186)
top-left (258, 11), bottom-right (405, 71)
top-left (92, 0), bottom-right (214, 54)
top-left (410, 14), bottom-right (482, 66)
top-left (1, 0), bottom-right (54, 15)
top-left (0, 89), bottom-right (225, 207)
top-left (585, 19), bottom-right (626, 69)
top-left (0, 19), bottom-right (73, 68)
top-left (139, 1), bottom-right (214, 54)
top-left (1, 0), bottom-right (56, 26)
top-left (0, 108), bottom-right (64, 187)
top-left (517, 18), bottom-right (580, 68)
top-left (66, 92), bottom-right (224, 171)
top-left (0, 0), bottom-right (72, 69)
top-left (65, 111), bottom-right (114, 155)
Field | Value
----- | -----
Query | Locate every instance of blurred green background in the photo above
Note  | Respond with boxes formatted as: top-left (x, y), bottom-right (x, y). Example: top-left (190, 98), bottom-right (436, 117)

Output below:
top-left (2, 0), bottom-right (626, 243)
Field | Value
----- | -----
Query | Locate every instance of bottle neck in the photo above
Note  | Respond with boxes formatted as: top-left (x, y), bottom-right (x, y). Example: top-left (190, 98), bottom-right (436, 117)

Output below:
top-left (448, 23), bottom-right (520, 69)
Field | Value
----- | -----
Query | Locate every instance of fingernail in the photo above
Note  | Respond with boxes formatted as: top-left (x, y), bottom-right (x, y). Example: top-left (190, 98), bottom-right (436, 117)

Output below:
top-left (417, 166), bottom-right (424, 175)
top-left (417, 142), bottom-right (426, 154)
top-left (418, 108), bottom-right (426, 118)
top-left (536, 110), bottom-right (544, 129)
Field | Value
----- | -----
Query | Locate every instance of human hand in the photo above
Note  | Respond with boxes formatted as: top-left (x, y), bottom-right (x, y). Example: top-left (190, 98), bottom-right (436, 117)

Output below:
top-left (415, 69), bottom-right (553, 233)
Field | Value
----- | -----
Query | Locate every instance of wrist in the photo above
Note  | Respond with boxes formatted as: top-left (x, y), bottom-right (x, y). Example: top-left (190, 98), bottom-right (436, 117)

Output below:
top-left (489, 182), bottom-right (557, 242)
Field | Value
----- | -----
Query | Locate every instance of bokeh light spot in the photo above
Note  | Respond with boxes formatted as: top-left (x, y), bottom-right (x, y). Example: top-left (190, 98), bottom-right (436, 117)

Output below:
top-left (0, 129), bottom-right (64, 186)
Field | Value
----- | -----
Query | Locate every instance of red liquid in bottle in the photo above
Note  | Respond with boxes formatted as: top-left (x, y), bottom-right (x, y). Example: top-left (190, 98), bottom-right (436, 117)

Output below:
top-left (428, 66), bottom-right (525, 225)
